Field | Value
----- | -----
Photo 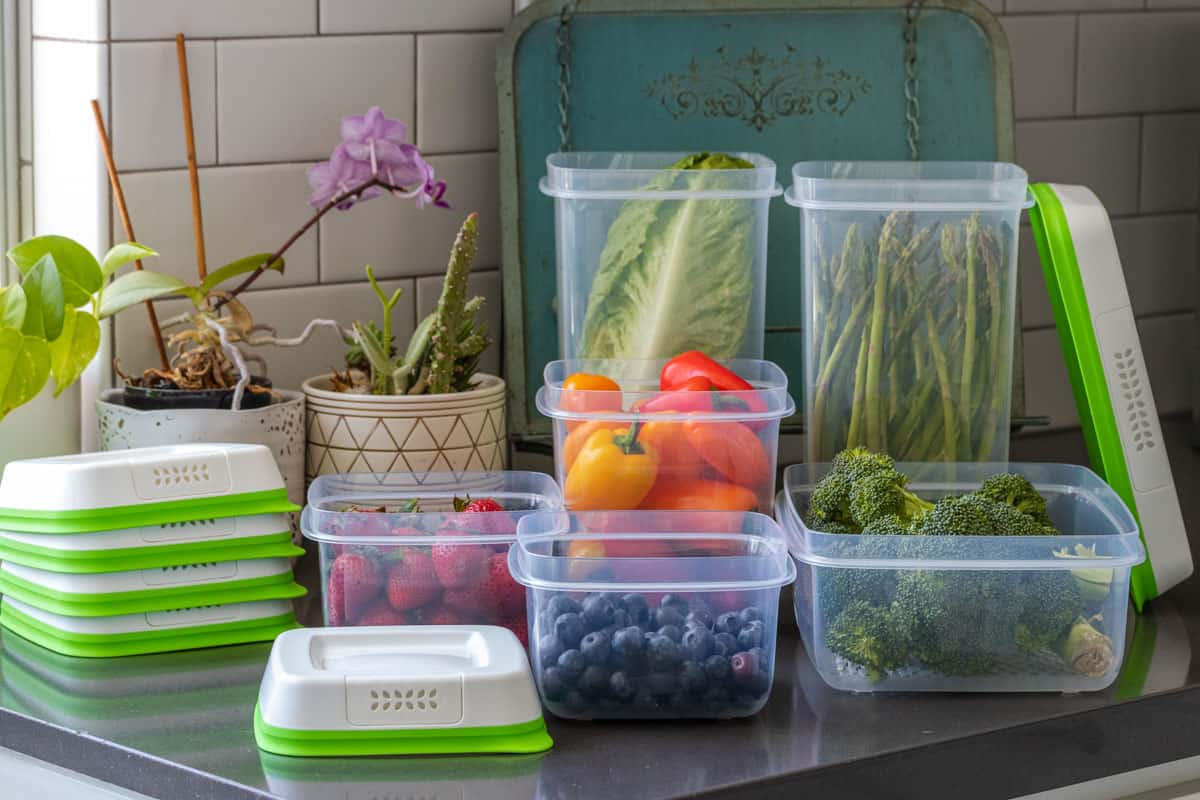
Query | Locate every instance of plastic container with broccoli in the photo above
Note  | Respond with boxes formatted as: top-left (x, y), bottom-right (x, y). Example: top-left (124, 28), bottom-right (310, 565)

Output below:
top-left (785, 161), bottom-right (1030, 464)
top-left (540, 152), bottom-right (779, 361)
top-left (777, 453), bottom-right (1146, 692)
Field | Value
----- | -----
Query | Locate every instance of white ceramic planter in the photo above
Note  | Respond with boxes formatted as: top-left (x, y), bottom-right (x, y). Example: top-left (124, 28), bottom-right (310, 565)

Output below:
top-left (95, 389), bottom-right (306, 508)
top-left (301, 373), bottom-right (508, 481)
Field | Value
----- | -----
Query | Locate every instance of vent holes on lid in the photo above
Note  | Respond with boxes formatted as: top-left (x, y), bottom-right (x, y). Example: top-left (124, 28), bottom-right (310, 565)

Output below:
top-left (1113, 350), bottom-right (1157, 452)
top-left (151, 463), bottom-right (212, 488)
top-left (367, 688), bottom-right (440, 713)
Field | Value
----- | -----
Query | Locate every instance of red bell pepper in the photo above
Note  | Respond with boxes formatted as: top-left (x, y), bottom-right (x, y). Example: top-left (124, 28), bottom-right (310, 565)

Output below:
top-left (658, 351), bottom-right (769, 426)
top-left (637, 376), bottom-right (752, 415)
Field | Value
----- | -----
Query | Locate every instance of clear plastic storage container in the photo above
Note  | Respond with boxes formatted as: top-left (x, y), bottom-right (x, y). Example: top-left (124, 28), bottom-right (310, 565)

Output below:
top-left (537, 358), bottom-right (795, 513)
top-left (785, 162), bottom-right (1030, 463)
top-left (778, 463), bottom-right (1146, 692)
top-left (540, 152), bottom-right (780, 361)
top-left (301, 472), bottom-right (562, 639)
top-left (509, 510), bottom-right (795, 719)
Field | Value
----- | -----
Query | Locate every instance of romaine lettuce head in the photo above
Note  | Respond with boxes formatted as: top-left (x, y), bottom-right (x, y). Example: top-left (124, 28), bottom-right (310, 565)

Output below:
top-left (578, 153), bottom-right (756, 360)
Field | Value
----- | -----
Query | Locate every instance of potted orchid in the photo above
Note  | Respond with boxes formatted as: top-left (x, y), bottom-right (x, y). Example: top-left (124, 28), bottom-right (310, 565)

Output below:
top-left (95, 105), bottom-right (453, 502)
top-left (300, 116), bottom-right (505, 479)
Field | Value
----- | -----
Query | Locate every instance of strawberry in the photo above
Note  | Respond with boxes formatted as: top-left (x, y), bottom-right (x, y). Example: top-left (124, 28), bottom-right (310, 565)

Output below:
top-left (461, 497), bottom-right (504, 514)
top-left (423, 605), bottom-right (464, 625)
top-left (385, 549), bottom-right (441, 611)
top-left (445, 495), bottom-right (518, 538)
top-left (504, 617), bottom-right (529, 647)
top-left (432, 536), bottom-right (490, 589)
top-left (358, 599), bottom-right (408, 626)
top-left (443, 585), bottom-right (493, 619)
top-left (484, 552), bottom-right (525, 618)
top-left (327, 551), bottom-right (382, 624)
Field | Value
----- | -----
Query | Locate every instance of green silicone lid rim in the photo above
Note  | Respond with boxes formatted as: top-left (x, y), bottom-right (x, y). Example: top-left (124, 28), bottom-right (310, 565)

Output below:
top-left (1028, 183), bottom-right (1157, 610)
top-left (0, 489), bottom-right (299, 534)
top-left (0, 607), bottom-right (299, 658)
top-left (0, 571), bottom-right (306, 617)
top-left (257, 750), bottom-right (545, 781)
top-left (0, 532), bottom-right (302, 573)
top-left (253, 705), bottom-right (553, 757)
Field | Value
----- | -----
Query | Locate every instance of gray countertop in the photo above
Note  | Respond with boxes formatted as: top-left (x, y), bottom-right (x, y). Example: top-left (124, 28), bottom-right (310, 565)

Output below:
top-left (4, 421), bottom-right (1200, 800)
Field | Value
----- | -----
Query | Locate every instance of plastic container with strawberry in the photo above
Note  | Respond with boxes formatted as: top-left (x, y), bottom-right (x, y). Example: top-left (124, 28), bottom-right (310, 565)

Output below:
top-left (537, 352), bottom-right (795, 515)
top-left (301, 472), bottom-right (562, 643)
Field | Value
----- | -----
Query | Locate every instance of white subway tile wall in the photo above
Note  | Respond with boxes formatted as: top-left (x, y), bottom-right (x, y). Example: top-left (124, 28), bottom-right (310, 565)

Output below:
top-left (22, 0), bottom-right (1200, 434)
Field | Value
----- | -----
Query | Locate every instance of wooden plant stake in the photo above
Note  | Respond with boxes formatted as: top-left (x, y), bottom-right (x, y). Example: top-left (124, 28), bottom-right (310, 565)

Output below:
top-left (89, 99), bottom-right (169, 370)
top-left (175, 33), bottom-right (207, 281)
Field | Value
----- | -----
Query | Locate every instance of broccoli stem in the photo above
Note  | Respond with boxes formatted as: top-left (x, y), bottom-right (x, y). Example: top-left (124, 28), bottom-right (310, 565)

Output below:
top-left (865, 212), bottom-right (901, 451)
top-left (1055, 616), bottom-right (1114, 677)
top-left (811, 292), bottom-right (871, 459)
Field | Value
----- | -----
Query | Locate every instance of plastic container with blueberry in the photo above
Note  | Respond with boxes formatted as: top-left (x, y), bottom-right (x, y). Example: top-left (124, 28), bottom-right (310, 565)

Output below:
top-left (301, 472), bottom-right (562, 643)
top-left (508, 510), bottom-right (795, 718)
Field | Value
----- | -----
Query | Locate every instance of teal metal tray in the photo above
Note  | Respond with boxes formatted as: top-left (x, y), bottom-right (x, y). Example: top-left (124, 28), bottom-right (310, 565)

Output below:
top-left (498, 0), bottom-right (1020, 439)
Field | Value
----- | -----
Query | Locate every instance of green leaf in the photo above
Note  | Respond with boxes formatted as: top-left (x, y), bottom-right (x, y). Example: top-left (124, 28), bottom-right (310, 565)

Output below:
top-left (0, 327), bottom-right (51, 421)
top-left (98, 270), bottom-right (190, 318)
top-left (20, 255), bottom-right (66, 342)
top-left (8, 235), bottom-right (102, 308)
top-left (101, 242), bottom-right (158, 277)
top-left (47, 307), bottom-right (100, 396)
top-left (0, 285), bottom-right (27, 329)
top-left (198, 253), bottom-right (283, 297)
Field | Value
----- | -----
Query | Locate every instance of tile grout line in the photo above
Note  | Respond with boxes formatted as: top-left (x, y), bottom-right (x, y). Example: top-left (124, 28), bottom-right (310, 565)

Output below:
top-left (1071, 12), bottom-right (1079, 117)
top-left (113, 149), bottom-right (498, 176)
top-left (1135, 115), bottom-right (1146, 213)
top-left (213, 39), bottom-right (220, 166)
top-left (37, 29), bottom-right (506, 45)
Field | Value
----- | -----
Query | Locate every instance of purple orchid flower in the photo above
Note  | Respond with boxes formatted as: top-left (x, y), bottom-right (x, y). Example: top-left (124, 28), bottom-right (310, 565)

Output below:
top-left (307, 106), bottom-right (448, 211)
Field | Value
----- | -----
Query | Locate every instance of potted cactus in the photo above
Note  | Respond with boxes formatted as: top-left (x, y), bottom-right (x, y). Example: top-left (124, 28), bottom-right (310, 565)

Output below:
top-left (302, 212), bottom-right (506, 479)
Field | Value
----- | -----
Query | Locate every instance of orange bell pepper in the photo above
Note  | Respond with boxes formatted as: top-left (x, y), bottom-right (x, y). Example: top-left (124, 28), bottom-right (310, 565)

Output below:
top-left (562, 419), bottom-right (624, 472)
top-left (565, 426), bottom-right (658, 510)
top-left (639, 479), bottom-right (757, 511)
top-left (638, 415), bottom-right (704, 482)
top-left (561, 372), bottom-right (621, 431)
top-left (682, 420), bottom-right (770, 489)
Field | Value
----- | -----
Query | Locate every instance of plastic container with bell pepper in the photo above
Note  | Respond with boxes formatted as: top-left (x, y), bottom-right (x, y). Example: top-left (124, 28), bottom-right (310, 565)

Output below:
top-left (537, 353), bottom-right (795, 513)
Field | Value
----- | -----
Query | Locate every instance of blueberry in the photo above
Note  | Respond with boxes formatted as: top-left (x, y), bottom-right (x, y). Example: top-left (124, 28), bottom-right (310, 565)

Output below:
top-left (554, 612), bottom-right (585, 648)
top-left (581, 593), bottom-right (616, 630)
top-left (546, 594), bottom-right (582, 619)
top-left (655, 606), bottom-right (685, 630)
top-left (659, 593), bottom-right (689, 614)
top-left (538, 633), bottom-right (564, 669)
top-left (701, 685), bottom-right (733, 710)
top-left (609, 670), bottom-right (637, 700)
top-left (685, 608), bottom-right (714, 629)
top-left (536, 609), bottom-right (557, 635)
top-left (580, 630), bottom-right (611, 665)
top-left (646, 671), bottom-right (678, 696)
top-left (738, 606), bottom-right (762, 627)
top-left (730, 650), bottom-right (758, 681)
top-left (737, 619), bottom-right (764, 650)
top-left (541, 666), bottom-right (567, 700)
top-left (657, 624), bottom-right (683, 643)
top-left (745, 668), bottom-right (772, 696)
top-left (562, 689), bottom-right (590, 714)
top-left (679, 660), bottom-right (708, 693)
top-left (681, 626), bottom-right (713, 660)
top-left (557, 648), bottom-right (587, 679)
top-left (705, 654), bottom-right (732, 681)
top-left (611, 626), bottom-right (644, 656)
top-left (579, 664), bottom-right (611, 695)
top-left (668, 691), bottom-right (692, 710)
top-left (612, 607), bottom-right (630, 629)
top-left (620, 594), bottom-right (651, 627)
top-left (713, 632), bottom-right (738, 657)
top-left (646, 634), bottom-right (681, 671)
top-left (715, 612), bottom-right (742, 636)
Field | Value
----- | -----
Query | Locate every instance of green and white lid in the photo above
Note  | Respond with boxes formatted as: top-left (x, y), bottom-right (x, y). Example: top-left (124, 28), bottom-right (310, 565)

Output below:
top-left (255, 626), bottom-right (553, 757)
top-left (1029, 182), bottom-right (1192, 610)
top-left (0, 444), bottom-right (298, 533)
top-left (0, 558), bottom-right (304, 616)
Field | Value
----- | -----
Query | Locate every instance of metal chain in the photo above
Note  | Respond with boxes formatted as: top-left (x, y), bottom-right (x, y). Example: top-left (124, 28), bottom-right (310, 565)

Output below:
top-left (904, 0), bottom-right (924, 160)
top-left (556, 1), bottom-right (576, 152)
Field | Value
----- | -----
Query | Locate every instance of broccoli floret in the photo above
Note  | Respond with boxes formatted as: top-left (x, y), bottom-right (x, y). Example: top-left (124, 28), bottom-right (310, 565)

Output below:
top-left (913, 494), bottom-right (994, 536)
top-left (861, 513), bottom-right (915, 536)
top-left (849, 469), bottom-right (934, 528)
top-left (832, 446), bottom-right (896, 484)
top-left (978, 473), bottom-right (1055, 527)
top-left (825, 600), bottom-right (913, 681)
top-left (806, 448), bottom-right (901, 532)
top-left (1014, 571), bottom-right (1084, 654)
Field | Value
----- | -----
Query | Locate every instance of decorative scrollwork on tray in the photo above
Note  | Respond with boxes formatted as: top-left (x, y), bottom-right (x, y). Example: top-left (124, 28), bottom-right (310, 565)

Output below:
top-left (645, 45), bottom-right (870, 132)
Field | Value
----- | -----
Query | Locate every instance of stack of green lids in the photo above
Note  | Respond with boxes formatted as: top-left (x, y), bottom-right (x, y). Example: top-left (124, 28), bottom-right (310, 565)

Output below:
top-left (0, 444), bottom-right (305, 657)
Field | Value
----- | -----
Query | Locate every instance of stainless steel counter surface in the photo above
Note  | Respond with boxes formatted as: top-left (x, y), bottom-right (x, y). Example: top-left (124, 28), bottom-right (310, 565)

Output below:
top-left (3, 420), bottom-right (1200, 800)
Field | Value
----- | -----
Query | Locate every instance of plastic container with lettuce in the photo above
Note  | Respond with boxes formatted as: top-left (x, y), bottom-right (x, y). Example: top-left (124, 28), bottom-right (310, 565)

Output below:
top-left (540, 152), bottom-right (778, 361)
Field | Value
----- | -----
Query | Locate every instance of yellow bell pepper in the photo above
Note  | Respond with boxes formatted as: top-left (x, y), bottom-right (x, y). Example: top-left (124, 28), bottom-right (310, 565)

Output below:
top-left (565, 426), bottom-right (659, 510)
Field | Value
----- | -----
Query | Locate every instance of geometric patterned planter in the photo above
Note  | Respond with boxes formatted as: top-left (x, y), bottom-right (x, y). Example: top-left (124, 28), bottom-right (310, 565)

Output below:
top-left (301, 373), bottom-right (508, 484)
